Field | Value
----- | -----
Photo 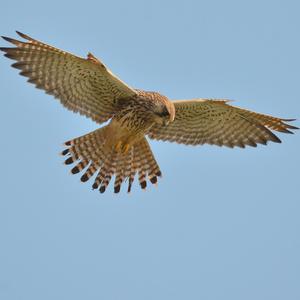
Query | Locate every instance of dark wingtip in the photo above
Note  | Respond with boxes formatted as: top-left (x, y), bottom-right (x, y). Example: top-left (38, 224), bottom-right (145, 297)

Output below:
top-left (0, 47), bottom-right (10, 52)
top-left (286, 124), bottom-right (299, 131)
top-left (271, 135), bottom-right (282, 143)
top-left (258, 139), bottom-right (268, 146)
top-left (282, 129), bottom-right (294, 134)
top-left (281, 118), bottom-right (296, 122)
top-left (15, 31), bottom-right (30, 40)
top-left (280, 118), bottom-right (299, 132)
top-left (1, 36), bottom-right (14, 43)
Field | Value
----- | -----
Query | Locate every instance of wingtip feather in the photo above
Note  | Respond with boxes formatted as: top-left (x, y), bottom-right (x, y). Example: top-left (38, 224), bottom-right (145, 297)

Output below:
top-left (1, 36), bottom-right (12, 42)
top-left (15, 31), bottom-right (31, 40)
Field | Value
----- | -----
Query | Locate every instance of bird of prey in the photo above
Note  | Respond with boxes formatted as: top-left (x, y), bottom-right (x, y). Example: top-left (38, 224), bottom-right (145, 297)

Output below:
top-left (1, 32), bottom-right (298, 193)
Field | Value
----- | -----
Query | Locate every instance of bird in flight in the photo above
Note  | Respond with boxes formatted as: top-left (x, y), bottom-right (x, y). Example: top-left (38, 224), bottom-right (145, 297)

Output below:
top-left (1, 32), bottom-right (298, 193)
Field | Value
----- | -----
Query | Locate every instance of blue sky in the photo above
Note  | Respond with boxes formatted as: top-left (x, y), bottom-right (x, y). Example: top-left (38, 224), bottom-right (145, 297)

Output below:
top-left (0, 0), bottom-right (299, 299)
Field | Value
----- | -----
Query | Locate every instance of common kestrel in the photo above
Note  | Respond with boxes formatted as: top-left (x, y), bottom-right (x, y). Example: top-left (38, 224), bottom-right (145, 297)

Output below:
top-left (1, 32), bottom-right (298, 193)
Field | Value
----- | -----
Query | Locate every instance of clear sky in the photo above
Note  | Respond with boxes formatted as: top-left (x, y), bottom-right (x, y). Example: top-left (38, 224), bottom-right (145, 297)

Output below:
top-left (1, 1), bottom-right (299, 299)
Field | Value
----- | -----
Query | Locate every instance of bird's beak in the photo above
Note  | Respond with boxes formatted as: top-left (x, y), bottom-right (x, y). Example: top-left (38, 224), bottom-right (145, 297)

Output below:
top-left (163, 119), bottom-right (170, 126)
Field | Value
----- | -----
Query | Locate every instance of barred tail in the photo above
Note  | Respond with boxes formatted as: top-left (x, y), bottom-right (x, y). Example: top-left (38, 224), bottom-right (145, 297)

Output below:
top-left (61, 127), bottom-right (162, 193)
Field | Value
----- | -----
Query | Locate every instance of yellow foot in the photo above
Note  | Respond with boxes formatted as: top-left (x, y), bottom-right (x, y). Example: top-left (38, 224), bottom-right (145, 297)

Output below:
top-left (122, 143), bottom-right (130, 154)
top-left (115, 141), bottom-right (123, 152)
top-left (114, 141), bottom-right (130, 154)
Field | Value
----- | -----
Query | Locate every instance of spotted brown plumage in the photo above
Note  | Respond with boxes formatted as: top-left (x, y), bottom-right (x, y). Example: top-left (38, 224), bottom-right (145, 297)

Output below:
top-left (1, 31), bottom-right (137, 124)
top-left (147, 100), bottom-right (298, 148)
top-left (1, 32), bottom-right (298, 193)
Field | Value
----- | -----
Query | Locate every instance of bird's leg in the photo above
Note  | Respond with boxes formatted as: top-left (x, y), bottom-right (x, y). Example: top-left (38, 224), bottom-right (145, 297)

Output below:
top-left (122, 143), bottom-right (130, 154)
top-left (114, 141), bottom-right (131, 154)
top-left (115, 141), bottom-right (123, 152)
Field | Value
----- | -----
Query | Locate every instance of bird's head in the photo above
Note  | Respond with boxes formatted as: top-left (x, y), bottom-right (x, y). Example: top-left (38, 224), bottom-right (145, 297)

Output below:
top-left (135, 90), bottom-right (175, 126)
top-left (152, 95), bottom-right (175, 126)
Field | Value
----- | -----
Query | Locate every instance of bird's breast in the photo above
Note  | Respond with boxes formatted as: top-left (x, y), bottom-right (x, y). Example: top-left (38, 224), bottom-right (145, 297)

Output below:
top-left (113, 107), bottom-right (154, 134)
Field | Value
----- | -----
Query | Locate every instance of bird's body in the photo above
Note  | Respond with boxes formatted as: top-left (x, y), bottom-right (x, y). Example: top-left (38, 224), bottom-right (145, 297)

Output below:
top-left (1, 32), bottom-right (297, 193)
top-left (110, 90), bottom-right (175, 148)
top-left (80, 91), bottom-right (170, 155)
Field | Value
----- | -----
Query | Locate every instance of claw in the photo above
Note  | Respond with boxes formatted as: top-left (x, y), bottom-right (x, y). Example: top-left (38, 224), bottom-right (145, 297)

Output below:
top-left (122, 143), bottom-right (130, 154)
top-left (115, 141), bottom-right (122, 152)
top-left (114, 141), bottom-right (130, 154)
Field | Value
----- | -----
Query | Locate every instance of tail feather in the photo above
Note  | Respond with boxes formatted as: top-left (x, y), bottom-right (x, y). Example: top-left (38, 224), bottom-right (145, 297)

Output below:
top-left (71, 159), bottom-right (89, 174)
top-left (62, 126), bottom-right (162, 193)
top-left (80, 163), bottom-right (97, 182)
top-left (134, 143), bottom-right (146, 189)
top-left (142, 140), bottom-right (161, 183)
top-left (99, 153), bottom-right (118, 193)
top-left (137, 139), bottom-right (161, 188)
top-left (114, 150), bottom-right (130, 193)
top-left (127, 148), bottom-right (136, 193)
top-left (91, 152), bottom-right (112, 190)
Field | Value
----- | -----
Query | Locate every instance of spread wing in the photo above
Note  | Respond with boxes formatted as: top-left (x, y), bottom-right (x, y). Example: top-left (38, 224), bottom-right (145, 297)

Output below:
top-left (148, 99), bottom-right (298, 148)
top-left (0, 31), bottom-right (137, 124)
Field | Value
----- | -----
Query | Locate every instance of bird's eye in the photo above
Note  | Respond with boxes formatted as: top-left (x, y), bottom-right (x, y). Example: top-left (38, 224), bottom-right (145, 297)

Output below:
top-left (159, 107), bottom-right (170, 117)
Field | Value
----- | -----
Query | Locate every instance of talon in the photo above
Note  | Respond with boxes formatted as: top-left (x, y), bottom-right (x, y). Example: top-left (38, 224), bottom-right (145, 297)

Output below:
top-left (114, 141), bottom-right (130, 153)
top-left (122, 143), bottom-right (130, 154)
top-left (115, 141), bottom-right (122, 152)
